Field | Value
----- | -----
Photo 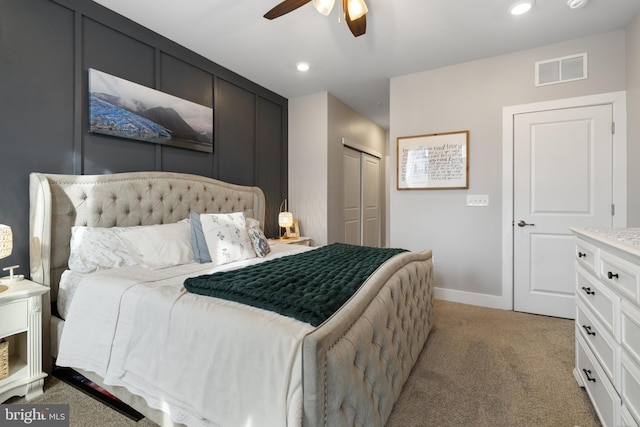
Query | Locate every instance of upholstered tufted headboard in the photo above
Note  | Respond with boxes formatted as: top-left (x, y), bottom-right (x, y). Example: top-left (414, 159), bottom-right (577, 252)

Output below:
top-left (29, 171), bottom-right (265, 300)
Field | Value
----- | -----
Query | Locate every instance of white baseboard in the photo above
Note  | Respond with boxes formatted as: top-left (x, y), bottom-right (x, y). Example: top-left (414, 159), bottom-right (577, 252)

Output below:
top-left (435, 286), bottom-right (512, 311)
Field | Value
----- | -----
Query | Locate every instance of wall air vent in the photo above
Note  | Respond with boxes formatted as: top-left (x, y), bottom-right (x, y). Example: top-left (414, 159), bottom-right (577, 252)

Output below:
top-left (535, 53), bottom-right (587, 87)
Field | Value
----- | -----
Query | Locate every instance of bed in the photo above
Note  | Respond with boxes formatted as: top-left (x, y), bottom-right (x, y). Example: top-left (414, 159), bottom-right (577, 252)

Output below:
top-left (28, 171), bottom-right (434, 427)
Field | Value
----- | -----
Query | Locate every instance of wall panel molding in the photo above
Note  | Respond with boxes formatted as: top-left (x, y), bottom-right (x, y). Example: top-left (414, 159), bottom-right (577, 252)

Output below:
top-left (0, 0), bottom-right (288, 274)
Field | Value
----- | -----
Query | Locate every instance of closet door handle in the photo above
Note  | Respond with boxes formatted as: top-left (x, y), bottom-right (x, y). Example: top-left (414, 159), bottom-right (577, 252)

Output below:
top-left (582, 325), bottom-right (596, 336)
top-left (578, 252), bottom-right (587, 258)
top-left (581, 286), bottom-right (595, 296)
top-left (607, 271), bottom-right (619, 279)
top-left (517, 220), bottom-right (535, 227)
top-left (582, 369), bottom-right (596, 383)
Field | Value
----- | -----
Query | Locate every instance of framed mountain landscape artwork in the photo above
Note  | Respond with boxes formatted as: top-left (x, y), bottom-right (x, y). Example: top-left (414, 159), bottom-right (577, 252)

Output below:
top-left (88, 68), bottom-right (213, 153)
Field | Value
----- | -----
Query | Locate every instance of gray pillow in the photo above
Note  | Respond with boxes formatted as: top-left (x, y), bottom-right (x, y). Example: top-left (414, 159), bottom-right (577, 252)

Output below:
top-left (190, 211), bottom-right (212, 263)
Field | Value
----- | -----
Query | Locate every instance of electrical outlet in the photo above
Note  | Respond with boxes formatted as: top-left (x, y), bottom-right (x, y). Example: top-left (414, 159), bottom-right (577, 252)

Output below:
top-left (466, 195), bottom-right (489, 207)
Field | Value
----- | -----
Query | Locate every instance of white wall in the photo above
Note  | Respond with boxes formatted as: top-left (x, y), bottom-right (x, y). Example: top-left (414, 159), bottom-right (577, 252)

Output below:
top-left (288, 92), bottom-right (328, 245)
top-left (627, 13), bottom-right (640, 226)
top-left (389, 30), bottom-right (627, 307)
top-left (289, 92), bottom-right (386, 246)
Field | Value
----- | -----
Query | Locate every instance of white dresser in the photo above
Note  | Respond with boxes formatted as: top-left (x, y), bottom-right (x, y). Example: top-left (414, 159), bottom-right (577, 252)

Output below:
top-left (572, 227), bottom-right (640, 427)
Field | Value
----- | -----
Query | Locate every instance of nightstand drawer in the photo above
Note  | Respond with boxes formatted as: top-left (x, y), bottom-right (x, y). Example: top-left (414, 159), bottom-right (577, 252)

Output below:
top-left (0, 300), bottom-right (28, 338)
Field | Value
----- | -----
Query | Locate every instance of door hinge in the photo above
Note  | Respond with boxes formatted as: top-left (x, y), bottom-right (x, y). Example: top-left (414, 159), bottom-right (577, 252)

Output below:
top-left (612, 204), bottom-right (615, 216)
top-left (612, 122), bottom-right (616, 134)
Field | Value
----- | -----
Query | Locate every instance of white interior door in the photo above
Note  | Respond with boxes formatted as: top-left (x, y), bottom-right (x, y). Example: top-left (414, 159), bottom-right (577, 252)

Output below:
top-left (362, 153), bottom-right (380, 247)
top-left (343, 147), bottom-right (361, 245)
top-left (513, 104), bottom-right (613, 318)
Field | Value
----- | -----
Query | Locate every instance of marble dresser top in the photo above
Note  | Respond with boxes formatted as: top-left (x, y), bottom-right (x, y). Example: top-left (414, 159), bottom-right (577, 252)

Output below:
top-left (581, 228), bottom-right (640, 248)
top-left (572, 227), bottom-right (640, 259)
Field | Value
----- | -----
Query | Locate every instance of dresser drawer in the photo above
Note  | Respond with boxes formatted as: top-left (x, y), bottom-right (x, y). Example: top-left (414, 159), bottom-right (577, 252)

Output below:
top-left (622, 404), bottom-right (639, 427)
top-left (621, 352), bottom-right (640, 426)
top-left (577, 334), bottom-right (621, 427)
top-left (577, 301), bottom-right (620, 386)
top-left (600, 251), bottom-right (640, 303)
top-left (622, 300), bottom-right (640, 364)
top-left (577, 265), bottom-right (619, 337)
top-left (0, 300), bottom-right (28, 338)
top-left (576, 239), bottom-right (598, 276)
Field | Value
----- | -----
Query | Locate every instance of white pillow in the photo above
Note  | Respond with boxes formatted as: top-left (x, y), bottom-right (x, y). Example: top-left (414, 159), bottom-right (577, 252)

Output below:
top-left (200, 212), bottom-right (256, 266)
top-left (68, 226), bottom-right (138, 273)
top-left (120, 222), bottom-right (194, 269)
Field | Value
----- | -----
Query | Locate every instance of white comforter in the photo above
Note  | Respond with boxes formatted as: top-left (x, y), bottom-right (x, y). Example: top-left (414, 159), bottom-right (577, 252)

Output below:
top-left (56, 244), bottom-right (315, 427)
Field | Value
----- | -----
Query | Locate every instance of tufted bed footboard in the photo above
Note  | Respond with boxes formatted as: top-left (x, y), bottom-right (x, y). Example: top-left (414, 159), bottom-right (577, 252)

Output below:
top-left (303, 250), bottom-right (434, 426)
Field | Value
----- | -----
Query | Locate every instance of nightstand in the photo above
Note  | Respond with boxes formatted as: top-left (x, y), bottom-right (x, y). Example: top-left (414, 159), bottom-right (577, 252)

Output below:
top-left (269, 237), bottom-right (312, 246)
top-left (0, 279), bottom-right (49, 402)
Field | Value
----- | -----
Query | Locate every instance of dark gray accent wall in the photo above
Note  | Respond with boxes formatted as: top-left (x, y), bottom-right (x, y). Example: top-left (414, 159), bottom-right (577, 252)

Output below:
top-left (0, 0), bottom-right (288, 277)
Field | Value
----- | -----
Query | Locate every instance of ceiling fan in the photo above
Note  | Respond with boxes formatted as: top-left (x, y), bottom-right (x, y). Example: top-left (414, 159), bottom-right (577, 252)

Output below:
top-left (264, 0), bottom-right (368, 37)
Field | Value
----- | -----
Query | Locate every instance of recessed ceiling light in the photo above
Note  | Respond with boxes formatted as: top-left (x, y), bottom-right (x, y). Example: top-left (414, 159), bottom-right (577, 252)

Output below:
top-left (296, 63), bottom-right (310, 72)
top-left (510, 0), bottom-right (534, 15)
top-left (567, 0), bottom-right (588, 9)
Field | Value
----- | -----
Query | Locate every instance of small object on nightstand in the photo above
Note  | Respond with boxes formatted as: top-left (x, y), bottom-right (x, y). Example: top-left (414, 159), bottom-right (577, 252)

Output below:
top-left (0, 224), bottom-right (16, 292)
top-left (0, 265), bottom-right (24, 285)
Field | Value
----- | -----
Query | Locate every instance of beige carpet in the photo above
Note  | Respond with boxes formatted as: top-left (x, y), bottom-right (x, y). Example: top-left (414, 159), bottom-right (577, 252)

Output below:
top-left (387, 300), bottom-right (600, 427)
top-left (7, 300), bottom-right (600, 426)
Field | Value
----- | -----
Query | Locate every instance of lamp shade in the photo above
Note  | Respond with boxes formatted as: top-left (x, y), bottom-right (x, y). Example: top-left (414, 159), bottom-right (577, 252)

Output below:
top-left (312, 0), bottom-right (335, 15)
top-left (0, 225), bottom-right (12, 259)
top-left (347, 0), bottom-right (368, 20)
top-left (278, 212), bottom-right (294, 228)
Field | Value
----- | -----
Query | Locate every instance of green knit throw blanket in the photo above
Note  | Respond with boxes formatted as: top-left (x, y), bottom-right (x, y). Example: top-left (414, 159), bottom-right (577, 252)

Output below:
top-left (184, 243), bottom-right (406, 326)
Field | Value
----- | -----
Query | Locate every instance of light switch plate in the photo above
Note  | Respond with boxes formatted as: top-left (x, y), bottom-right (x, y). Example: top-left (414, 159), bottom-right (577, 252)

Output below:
top-left (467, 195), bottom-right (489, 207)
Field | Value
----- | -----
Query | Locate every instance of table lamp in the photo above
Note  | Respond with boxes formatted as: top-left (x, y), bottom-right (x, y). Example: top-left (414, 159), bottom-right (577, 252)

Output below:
top-left (278, 199), bottom-right (294, 239)
top-left (0, 224), bottom-right (23, 291)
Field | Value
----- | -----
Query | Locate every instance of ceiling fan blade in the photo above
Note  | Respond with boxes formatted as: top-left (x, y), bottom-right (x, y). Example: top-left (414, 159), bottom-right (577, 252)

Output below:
top-left (343, 0), bottom-right (367, 37)
top-left (346, 13), bottom-right (366, 37)
top-left (264, 0), bottom-right (312, 19)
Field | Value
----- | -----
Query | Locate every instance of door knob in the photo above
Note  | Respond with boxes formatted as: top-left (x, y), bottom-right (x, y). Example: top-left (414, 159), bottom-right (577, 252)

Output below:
top-left (517, 220), bottom-right (535, 227)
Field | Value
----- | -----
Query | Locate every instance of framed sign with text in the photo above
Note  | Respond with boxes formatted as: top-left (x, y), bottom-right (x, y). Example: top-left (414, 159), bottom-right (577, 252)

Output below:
top-left (396, 131), bottom-right (469, 190)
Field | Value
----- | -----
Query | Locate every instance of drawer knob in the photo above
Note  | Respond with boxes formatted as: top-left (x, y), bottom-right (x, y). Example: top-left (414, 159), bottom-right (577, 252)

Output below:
top-left (582, 369), bottom-right (597, 383)
top-left (578, 252), bottom-right (587, 258)
top-left (607, 271), bottom-right (619, 280)
top-left (582, 325), bottom-right (596, 336)
top-left (581, 286), bottom-right (595, 296)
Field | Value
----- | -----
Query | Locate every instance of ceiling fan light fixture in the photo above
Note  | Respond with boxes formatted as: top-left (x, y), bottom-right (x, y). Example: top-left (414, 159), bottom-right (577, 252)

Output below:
top-left (347, 0), bottom-right (368, 20)
top-left (567, 0), bottom-right (588, 9)
top-left (312, 0), bottom-right (335, 15)
top-left (509, 0), bottom-right (534, 15)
